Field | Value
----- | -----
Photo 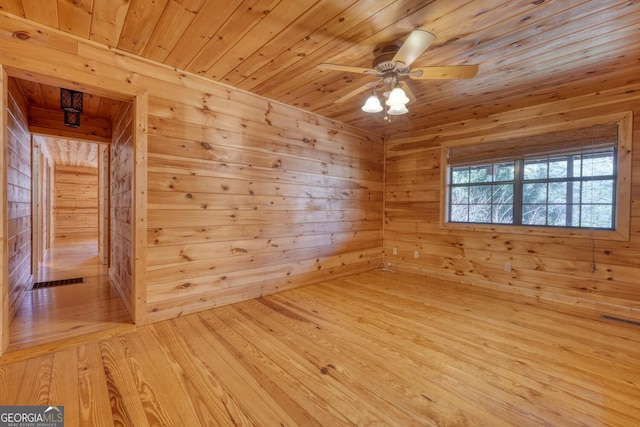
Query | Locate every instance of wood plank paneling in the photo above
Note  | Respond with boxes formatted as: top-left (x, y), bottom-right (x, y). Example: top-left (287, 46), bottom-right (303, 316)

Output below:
top-left (385, 82), bottom-right (640, 319)
top-left (145, 81), bottom-right (383, 321)
top-left (1, 2), bottom-right (639, 137)
top-left (109, 101), bottom-right (134, 319)
top-left (6, 77), bottom-right (31, 321)
top-left (53, 166), bottom-right (98, 240)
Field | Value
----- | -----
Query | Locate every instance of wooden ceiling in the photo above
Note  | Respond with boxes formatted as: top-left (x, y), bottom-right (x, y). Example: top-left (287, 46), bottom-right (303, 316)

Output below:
top-left (35, 135), bottom-right (99, 169)
top-left (2, 0), bottom-right (639, 137)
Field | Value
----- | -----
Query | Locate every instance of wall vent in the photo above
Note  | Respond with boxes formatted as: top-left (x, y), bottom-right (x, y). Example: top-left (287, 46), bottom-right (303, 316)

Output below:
top-left (33, 277), bottom-right (84, 289)
top-left (601, 314), bottom-right (640, 327)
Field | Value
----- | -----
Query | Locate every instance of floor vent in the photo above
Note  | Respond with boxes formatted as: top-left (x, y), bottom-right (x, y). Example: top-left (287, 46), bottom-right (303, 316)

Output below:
top-left (601, 314), bottom-right (640, 327)
top-left (33, 277), bottom-right (84, 289)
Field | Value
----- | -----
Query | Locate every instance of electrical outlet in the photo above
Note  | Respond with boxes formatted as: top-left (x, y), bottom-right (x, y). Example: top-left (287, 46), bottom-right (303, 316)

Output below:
top-left (392, 247), bottom-right (398, 255)
top-left (504, 262), bottom-right (512, 272)
top-left (414, 250), bottom-right (419, 258)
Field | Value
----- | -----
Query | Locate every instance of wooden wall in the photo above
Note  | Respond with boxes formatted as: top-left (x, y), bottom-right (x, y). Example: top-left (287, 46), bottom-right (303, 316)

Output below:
top-left (109, 102), bottom-right (134, 318)
top-left (385, 83), bottom-right (640, 320)
top-left (53, 165), bottom-right (98, 240)
top-left (0, 12), bottom-right (384, 325)
top-left (145, 85), bottom-right (383, 322)
top-left (98, 144), bottom-right (108, 265)
top-left (6, 78), bottom-right (31, 320)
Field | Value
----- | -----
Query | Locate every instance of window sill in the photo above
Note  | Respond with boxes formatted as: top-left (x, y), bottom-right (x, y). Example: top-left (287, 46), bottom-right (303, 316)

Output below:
top-left (440, 221), bottom-right (629, 241)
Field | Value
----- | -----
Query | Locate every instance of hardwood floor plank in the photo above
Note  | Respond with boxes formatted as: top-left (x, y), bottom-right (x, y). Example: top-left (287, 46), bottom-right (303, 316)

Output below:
top-left (305, 274), bottom-right (640, 425)
top-left (150, 320), bottom-right (257, 426)
top-left (77, 343), bottom-right (115, 427)
top-left (13, 355), bottom-right (53, 406)
top-left (198, 309), bottom-right (333, 426)
top-left (123, 327), bottom-right (205, 426)
top-left (99, 338), bottom-right (151, 427)
top-left (1, 271), bottom-right (639, 425)
top-left (232, 298), bottom-right (472, 425)
top-left (256, 292), bottom-right (515, 426)
top-left (181, 313), bottom-right (302, 426)
top-left (8, 236), bottom-right (132, 354)
top-left (285, 285), bottom-right (591, 425)
top-left (49, 348), bottom-right (79, 426)
top-left (0, 358), bottom-right (28, 405)
top-left (208, 304), bottom-right (370, 425)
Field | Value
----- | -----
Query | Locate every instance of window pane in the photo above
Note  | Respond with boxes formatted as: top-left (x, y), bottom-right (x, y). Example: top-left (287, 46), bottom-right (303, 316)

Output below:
top-left (470, 165), bottom-right (492, 183)
top-left (469, 205), bottom-right (491, 223)
top-left (493, 204), bottom-right (513, 224)
top-left (492, 184), bottom-right (514, 223)
top-left (571, 182), bottom-right (581, 203)
top-left (451, 187), bottom-right (468, 204)
top-left (452, 167), bottom-right (469, 184)
top-left (523, 205), bottom-right (547, 225)
top-left (548, 182), bottom-right (567, 203)
top-left (582, 151), bottom-right (614, 177)
top-left (523, 183), bottom-right (547, 204)
top-left (572, 156), bottom-right (582, 177)
top-left (582, 180), bottom-right (614, 204)
top-left (523, 159), bottom-right (548, 180)
top-left (571, 204), bottom-right (580, 226)
top-left (450, 205), bottom-right (468, 222)
top-left (494, 162), bottom-right (515, 181)
top-left (547, 205), bottom-right (567, 226)
top-left (549, 156), bottom-right (568, 178)
top-left (581, 205), bottom-right (613, 228)
top-left (492, 184), bottom-right (514, 204)
top-left (469, 185), bottom-right (492, 204)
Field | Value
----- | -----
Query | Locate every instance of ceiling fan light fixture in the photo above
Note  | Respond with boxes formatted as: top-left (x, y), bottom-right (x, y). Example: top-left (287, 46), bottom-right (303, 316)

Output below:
top-left (386, 86), bottom-right (409, 107)
top-left (387, 104), bottom-right (409, 115)
top-left (361, 94), bottom-right (383, 113)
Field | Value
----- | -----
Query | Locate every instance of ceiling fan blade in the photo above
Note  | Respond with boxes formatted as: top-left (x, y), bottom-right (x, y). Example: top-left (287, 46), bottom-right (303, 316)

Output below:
top-left (317, 63), bottom-right (377, 75)
top-left (334, 80), bottom-right (379, 104)
top-left (392, 29), bottom-right (436, 68)
top-left (409, 65), bottom-right (479, 80)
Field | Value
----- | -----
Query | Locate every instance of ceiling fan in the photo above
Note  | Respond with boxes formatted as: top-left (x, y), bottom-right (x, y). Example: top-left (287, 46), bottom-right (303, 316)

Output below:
top-left (317, 29), bottom-right (478, 118)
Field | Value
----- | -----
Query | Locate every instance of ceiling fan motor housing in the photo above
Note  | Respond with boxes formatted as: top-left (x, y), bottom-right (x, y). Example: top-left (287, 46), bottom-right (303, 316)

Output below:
top-left (372, 44), bottom-right (400, 73)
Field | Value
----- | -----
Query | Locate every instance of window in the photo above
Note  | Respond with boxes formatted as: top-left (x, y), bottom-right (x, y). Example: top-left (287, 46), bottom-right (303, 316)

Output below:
top-left (443, 116), bottom-right (632, 240)
top-left (449, 148), bottom-right (616, 229)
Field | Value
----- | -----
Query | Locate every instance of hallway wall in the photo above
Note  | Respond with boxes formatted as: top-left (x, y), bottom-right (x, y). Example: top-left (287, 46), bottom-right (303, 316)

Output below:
top-left (6, 78), bottom-right (31, 320)
top-left (109, 101), bottom-right (134, 317)
top-left (53, 165), bottom-right (98, 240)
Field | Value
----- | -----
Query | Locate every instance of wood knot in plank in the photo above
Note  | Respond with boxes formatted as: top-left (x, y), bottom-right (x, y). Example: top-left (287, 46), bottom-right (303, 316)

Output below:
top-left (232, 248), bottom-right (248, 254)
top-left (12, 31), bottom-right (30, 40)
top-left (320, 364), bottom-right (335, 375)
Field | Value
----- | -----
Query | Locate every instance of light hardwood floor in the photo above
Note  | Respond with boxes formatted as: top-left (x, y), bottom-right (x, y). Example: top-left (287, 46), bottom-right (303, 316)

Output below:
top-left (7, 236), bottom-right (133, 357)
top-left (2, 270), bottom-right (639, 426)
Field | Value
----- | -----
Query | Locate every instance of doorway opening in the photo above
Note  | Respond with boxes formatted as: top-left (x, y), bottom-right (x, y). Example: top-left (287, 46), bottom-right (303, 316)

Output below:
top-left (2, 73), bottom-right (143, 356)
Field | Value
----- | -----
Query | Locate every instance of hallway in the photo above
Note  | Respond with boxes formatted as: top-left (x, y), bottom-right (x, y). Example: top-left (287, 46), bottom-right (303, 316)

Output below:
top-left (5, 237), bottom-right (133, 361)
